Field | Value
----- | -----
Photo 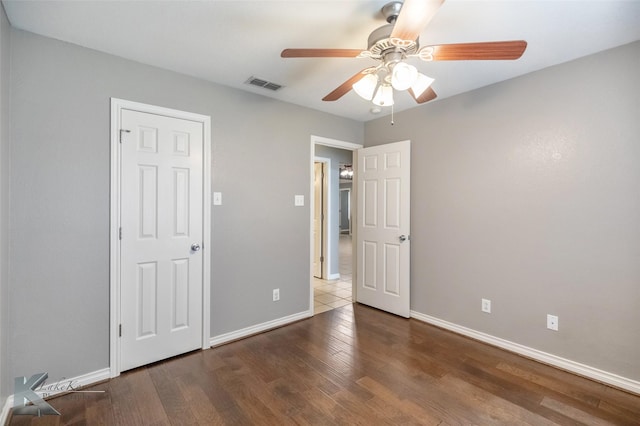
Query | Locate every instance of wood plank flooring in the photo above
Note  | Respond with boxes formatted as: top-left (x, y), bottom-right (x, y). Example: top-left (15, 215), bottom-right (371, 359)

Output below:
top-left (8, 304), bottom-right (640, 425)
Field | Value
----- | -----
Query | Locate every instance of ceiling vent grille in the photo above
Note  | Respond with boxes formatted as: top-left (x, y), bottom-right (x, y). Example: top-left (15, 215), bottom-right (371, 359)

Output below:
top-left (245, 76), bottom-right (283, 91)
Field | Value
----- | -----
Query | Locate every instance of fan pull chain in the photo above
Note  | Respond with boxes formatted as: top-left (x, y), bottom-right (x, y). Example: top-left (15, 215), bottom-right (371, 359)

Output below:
top-left (391, 103), bottom-right (395, 125)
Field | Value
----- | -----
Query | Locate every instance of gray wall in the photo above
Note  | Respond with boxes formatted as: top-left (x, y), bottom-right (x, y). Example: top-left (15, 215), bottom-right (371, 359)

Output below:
top-left (0, 3), bottom-right (10, 402)
top-left (6, 28), bottom-right (362, 390)
top-left (364, 41), bottom-right (640, 381)
top-left (314, 145), bottom-right (353, 277)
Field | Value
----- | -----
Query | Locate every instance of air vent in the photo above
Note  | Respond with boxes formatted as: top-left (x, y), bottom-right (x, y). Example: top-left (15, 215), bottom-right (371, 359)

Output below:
top-left (245, 76), bottom-right (283, 91)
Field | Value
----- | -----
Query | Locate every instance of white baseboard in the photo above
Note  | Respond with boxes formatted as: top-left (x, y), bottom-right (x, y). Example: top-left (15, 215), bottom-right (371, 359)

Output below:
top-left (210, 310), bottom-right (313, 347)
top-left (1, 367), bottom-right (110, 424)
top-left (1, 395), bottom-right (13, 426)
top-left (411, 311), bottom-right (640, 395)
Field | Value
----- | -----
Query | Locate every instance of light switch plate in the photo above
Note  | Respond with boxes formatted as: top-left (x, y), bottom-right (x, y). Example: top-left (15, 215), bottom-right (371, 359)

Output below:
top-left (213, 192), bottom-right (222, 205)
top-left (547, 314), bottom-right (559, 331)
top-left (294, 195), bottom-right (304, 206)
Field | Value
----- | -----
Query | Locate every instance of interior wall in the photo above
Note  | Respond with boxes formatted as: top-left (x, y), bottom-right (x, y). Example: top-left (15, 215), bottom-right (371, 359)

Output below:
top-left (364, 41), bottom-right (640, 381)
top-left (6, 28), bottom-right (363, 390)
top-left (0, 2), bottom-right (10, 402)
top-left (314, 145), bottom-right (353, 278)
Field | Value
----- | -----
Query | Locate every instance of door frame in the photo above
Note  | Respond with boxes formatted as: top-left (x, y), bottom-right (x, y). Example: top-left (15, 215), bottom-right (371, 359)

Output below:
top-left (309, 135), bottom-right (362, 312)
top-left (109, 98), bottom-right (212, 377)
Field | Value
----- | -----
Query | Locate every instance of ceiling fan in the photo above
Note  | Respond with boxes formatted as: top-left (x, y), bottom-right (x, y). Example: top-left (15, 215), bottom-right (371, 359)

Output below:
top-left (281, 0), bottom-right (527, 107)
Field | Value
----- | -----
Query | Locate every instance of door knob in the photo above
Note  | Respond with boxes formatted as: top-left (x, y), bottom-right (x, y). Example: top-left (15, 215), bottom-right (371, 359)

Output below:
top-left (191, 243), bottom-right (201, 252)
top-left (399, 235), bottom-right (407, 242)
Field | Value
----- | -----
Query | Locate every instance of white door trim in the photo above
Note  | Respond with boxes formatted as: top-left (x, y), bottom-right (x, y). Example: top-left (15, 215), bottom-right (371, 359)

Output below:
top-left (309, 135), bottom-right (362, 313)
top-left (109, 98), bottom-right (211, 377)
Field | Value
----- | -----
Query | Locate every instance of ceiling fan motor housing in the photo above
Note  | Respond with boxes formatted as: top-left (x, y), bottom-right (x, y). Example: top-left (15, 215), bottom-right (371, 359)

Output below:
top-left (367, 23), bottom-right (419, 58)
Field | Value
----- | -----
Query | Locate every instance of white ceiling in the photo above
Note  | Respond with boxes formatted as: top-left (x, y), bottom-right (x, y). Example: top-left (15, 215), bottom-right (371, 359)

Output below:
top-left (3, 0), bottom-right (640, 122)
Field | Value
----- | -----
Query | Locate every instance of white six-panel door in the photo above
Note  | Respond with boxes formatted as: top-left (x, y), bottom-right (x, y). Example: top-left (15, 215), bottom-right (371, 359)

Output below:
top-left (356, 140), bottom-right (411, 317)
top-left (120, 109), bottom-right (204, 371)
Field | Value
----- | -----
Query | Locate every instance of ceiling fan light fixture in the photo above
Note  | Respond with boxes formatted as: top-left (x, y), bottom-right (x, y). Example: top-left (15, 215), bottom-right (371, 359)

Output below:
top-left (282, 0), bottom-right (527, 110)
top-left (410, 72), bottom-right (435, 98)
top-left (353, 73), bottom-right (378, 101)
top-left (391, 62), bottom-right (418, 91)
top-left (372, 84), bottom-right (394, 106)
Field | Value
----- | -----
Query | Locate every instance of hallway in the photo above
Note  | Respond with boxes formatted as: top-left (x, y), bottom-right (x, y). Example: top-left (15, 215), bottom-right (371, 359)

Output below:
top-left (313, 234), bottom-right (352, 314)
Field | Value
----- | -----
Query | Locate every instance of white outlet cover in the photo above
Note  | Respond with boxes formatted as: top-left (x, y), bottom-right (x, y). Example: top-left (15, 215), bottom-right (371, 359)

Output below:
top-left (481, 298), bottom-right (491, 313)
top-left (294, 195), bottom-right (304, 206)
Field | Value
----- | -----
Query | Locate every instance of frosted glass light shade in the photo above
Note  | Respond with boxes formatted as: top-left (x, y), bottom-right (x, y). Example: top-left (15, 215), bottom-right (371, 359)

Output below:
top-left (391, 62), bottom-right (418, 91)
top-left (372, 84), bottom-right (394, 106)
top-left (353, 74), bottom-right (378, 101)
top-left (411, 73), bottom-right (435, 98)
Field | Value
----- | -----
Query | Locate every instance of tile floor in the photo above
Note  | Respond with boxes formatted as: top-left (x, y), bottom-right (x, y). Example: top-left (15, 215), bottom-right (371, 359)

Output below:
top-left (314, 234), bottom-right (353, 314)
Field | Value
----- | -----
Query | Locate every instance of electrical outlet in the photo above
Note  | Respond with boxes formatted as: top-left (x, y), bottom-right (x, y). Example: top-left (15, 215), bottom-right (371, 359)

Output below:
top-left (547, 314), bottom-right (559, 331)
top-left (273, 288), bottom-right (280, 302)
top-left (481, 298), bottom-right (491, 313)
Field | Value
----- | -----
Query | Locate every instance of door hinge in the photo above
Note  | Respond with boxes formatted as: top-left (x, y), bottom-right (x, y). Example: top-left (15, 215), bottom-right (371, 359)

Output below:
top-left (119, 129), bottom-right (131, 143)
top-left (119, 227), bottom-right (122, 240)
top-left (320, 256), bottom-right (324, 263)
top-left (119, 324), bottom-right (122, 337)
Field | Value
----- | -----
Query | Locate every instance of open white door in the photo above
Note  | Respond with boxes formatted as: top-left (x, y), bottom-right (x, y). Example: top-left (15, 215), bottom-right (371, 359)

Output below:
top-left (356, 140), bottom-right (410, 317)
top-left (313, 162), bottom-right (323, 278)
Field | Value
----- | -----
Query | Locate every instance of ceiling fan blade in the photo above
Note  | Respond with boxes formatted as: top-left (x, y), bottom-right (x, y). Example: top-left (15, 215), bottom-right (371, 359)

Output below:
top-left (419, 40), bottom-right (528, 61)
top-left (323, 69), bottom-right (371, 101)
top-left (390, 0), bottom-right (445, 46)
top-left (281, 48), bottom-right (363, 58)
top-left (409, 86), bottom-right (437, 104)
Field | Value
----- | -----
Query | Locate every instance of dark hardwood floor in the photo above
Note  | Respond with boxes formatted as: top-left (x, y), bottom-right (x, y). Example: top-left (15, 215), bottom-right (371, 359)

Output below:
top-left (8, 304), bottom-right (640, 425)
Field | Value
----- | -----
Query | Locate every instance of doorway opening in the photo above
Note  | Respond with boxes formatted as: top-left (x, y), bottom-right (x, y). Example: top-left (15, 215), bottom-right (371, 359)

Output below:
top-left (310, 136), bottom-right (363, 315)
